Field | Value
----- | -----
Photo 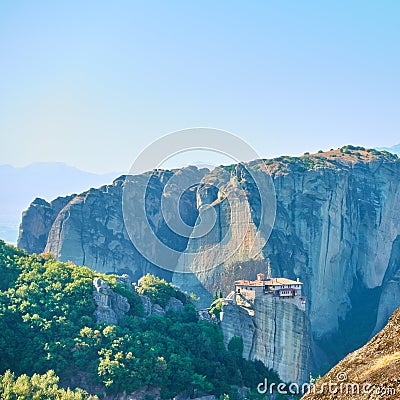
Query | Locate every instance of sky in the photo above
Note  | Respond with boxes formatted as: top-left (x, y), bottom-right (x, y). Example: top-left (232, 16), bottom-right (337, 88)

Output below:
top-left (0, 1), bottom-right (399, 173)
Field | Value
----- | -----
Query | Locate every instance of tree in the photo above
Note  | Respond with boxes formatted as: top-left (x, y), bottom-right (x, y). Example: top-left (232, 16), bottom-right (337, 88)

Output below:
top-left (0, 370), bottom-right (94, 399)
top-left (228, 336), bottom-right (243, 358)
top-left (137, 274), bottom-right (183, 307)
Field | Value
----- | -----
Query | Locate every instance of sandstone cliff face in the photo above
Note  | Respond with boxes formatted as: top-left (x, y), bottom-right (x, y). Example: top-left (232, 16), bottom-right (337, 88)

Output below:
top-left (43, 180), bottom-right (143, 278)
top-left (371, 236), bottom-right (400, 336)
top-left (17, 148), bottom-right (400, 375)
top-left (174, 149), bottom-right (400, 374)
top-left (18, 195), bottom-right (75, 253)
top-left (221, 296), bottom-right (310, 384)
top-left (172, 168), bottom-right (274, 308)
top-left (19, 168), bottom-right (204, 282)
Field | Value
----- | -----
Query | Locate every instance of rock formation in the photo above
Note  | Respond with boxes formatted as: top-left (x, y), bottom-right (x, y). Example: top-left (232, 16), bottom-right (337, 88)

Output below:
top-left (221, 293), bottom-right (310, 384)
top-left (17, 147), bottom-right (400, 375)
top-left (139, 295), bottom-right (185, 317)
top-left (93, 275), bottom-right (186, 324)
top-left (18, 195), bottom-right (75, 254)
top-left (93, 277), bottom-right (130, 325)
top-left (371, 236), bottom-right (400, 336)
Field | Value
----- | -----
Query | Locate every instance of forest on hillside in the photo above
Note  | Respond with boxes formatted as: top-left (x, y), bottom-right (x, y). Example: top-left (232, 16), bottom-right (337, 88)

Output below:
top-left (0, 241), bottom-right (282, 399)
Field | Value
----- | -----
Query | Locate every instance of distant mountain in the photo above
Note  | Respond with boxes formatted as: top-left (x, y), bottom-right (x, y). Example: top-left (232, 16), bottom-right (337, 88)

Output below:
top-left (0, 163), bottom-right (120, 244)
top-left (377, 143), bottom-right (400, 156)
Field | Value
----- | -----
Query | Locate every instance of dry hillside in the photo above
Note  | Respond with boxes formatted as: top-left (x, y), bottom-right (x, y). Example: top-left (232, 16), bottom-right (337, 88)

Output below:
top-left (302, 307), bottom-right (400, 399)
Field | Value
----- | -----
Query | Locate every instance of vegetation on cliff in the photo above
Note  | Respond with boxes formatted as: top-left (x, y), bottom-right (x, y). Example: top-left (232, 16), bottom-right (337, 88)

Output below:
top-left (0, 241), bottom-right (280, 399)
top-left (249, 146), bottom-right (399, 176)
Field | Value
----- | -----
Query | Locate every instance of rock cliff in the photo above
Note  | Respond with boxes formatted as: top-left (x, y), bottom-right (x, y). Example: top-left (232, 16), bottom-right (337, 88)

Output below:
top-left (93, 277), bottom-right (130, 325)
top-left (93, 275), bottom-right (186, 325)
top-left (18, 195), bottom-right (75, 253)
top-left (221, 296), bottom-right (310, 384)
top-left (18, 167), bottom-right (205, 282)
top-left (17, 147), bottom-right (400, 375)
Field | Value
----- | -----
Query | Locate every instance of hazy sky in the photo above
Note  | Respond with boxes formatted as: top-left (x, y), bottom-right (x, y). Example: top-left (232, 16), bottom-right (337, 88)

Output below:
top-left (1, 1), bottom-right (399, 173)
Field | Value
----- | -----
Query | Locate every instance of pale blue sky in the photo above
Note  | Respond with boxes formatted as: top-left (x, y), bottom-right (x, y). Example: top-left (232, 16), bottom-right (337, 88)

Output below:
top-left (0, 1), bottom-right (399, 173)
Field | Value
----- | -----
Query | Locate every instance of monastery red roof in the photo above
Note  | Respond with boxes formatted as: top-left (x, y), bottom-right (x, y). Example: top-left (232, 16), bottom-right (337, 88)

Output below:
top-left (235, 277), bottom-right (303, 286)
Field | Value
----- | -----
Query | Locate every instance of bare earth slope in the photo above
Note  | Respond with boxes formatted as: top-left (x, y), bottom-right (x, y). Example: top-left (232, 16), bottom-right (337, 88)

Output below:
top-left (302, 307), bottom-right (400, 400)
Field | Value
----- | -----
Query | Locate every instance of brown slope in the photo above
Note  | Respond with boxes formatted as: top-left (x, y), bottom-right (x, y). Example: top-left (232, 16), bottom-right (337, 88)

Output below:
top-left (302, 307), bottom-right (400, 400)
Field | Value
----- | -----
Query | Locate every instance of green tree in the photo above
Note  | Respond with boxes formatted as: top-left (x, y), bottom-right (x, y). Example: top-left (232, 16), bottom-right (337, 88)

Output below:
top-left (0, 370), bottom-right (94, 399)
top-left (228, 336), bottom-right (244, 358)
